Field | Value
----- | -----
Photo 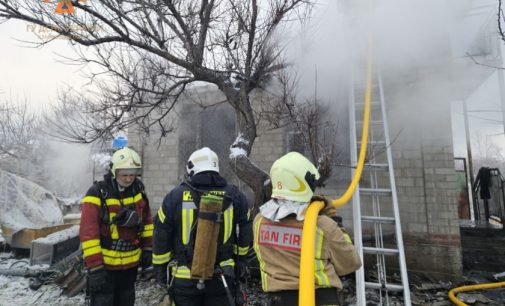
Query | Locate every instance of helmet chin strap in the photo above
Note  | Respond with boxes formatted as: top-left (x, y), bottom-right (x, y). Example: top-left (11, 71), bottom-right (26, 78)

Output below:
top-left (116, 179), bottom-right (132, 190)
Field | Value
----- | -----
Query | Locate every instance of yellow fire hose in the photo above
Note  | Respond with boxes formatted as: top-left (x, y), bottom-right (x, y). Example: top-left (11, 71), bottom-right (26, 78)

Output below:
top-left (295, 46), bottom-right (505, 305)
top-left (449, 281), bottom-right (505, 305)
top-left (298, 54), bottom-right (374, 306)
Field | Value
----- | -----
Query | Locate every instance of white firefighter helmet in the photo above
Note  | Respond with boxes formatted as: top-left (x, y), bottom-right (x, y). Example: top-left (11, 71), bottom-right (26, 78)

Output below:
top-left (270, 152), bottom-right (320, 202)
top-left (186, 147), bottom-right (219, 176)
top-left (111, 147), bottom-right (142, 177)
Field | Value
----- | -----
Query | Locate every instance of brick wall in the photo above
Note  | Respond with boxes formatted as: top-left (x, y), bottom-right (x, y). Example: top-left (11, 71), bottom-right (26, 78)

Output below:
top-left (129, 87), bottom-right (287, 213)
top-left (387, 84), bottom-right (463, 279)
top-left (132, 83), bottom-right (463, 279)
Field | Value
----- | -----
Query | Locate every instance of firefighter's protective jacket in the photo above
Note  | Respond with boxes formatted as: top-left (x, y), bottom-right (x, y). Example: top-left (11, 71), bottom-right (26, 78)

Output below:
top-left (80, 173), bottom-right (153, 270)
top-left (152, 172), bottom-right (252, 279)
top-left (253, 213), bottom-right (361, 292)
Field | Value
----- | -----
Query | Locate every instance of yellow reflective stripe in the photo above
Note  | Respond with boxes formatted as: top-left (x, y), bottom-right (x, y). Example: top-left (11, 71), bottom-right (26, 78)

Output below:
top-left (172, 266), bottom-right (191, 279)
top-left (253, 217), bottom-right (268, 291)
top-left (153, 252), bottom-right (172, 265)
top-left (158, 207), bottom-right (166, 223)
top-left (106, 199), bottom-right (120, 205)
top-left (102, 248), bottom-right (141, 266)
top-left (141, 229), bottom-right (153, 238)
top-left (314, 228), bottom-right (330, 286)
top-left (82, 196), bottom-right (101, 206)
top-left (141, 223), bottom-right (154, 238)
top-left (233, 244), bottom-right (249, 256)
top-left (133, 193), bottom-right (143, 202)
top-left (83, 245), bottom-right (102, 257)
top-left (104, 193), bottom-right (142, 206)
top-left (223, 205), bottom-right (233, 243)
top-left (82, 239), bottom-right (100, 249)
top-left (109, 212), bottom-right (119, 239)
top-left (219, 258), bottom-right (235, 267)
top-left (111, 224), bottom-right (119, 239)
top-left (182, 209), bottom-right (188, 244)
top-left (82, 239), bottom-right (101, 257)
top-left (182, 203), bottom-right (195, 244)
top-left (183, 191), bottom-right (193, 201)
top-left (343, 232), bottom-right (352, 244)
top-left (144, 224), bottom-right (154, 231)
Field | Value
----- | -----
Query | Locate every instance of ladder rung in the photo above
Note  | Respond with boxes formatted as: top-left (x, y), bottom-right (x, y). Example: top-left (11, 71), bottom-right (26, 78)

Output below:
top-left (357, 140), bottom-right (387, 146)
top-left (363, 163), bottom-right (389, 171)
top-left (361, 216), bottom-right (396, 224)
top-left (365, 281), bottom-right (404, 291)
top-left (356, 120), bottom-right (383, 125)
top-left (363, 247), bottom-right (399, 255)
top-left (360, 188), bottom-right (392, 196)
top-left (355, 102), bottom-right (381, 108)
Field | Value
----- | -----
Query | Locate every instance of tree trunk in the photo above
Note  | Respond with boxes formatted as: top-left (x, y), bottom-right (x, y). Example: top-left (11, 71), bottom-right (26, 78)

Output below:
top-left (220, 84), bottom-right (271, 211)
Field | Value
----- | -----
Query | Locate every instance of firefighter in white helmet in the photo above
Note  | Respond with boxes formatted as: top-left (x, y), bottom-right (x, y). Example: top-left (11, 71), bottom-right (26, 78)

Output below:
top-left (80, 147), bottom-right (153, 306)
top-left (253, 152), bottom-right (361, 306)
top-left (153, 147), bottom-right (252, 305)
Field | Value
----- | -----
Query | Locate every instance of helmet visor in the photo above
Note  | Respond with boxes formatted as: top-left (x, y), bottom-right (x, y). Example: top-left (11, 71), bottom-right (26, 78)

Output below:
top-left (116, 168), bottom-right (141, 176)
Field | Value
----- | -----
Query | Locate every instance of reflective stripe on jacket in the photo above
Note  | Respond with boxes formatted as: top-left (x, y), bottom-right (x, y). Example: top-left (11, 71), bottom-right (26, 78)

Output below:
top-left (153, 172), bottom-right (252, 278)
top-left (253, 214), bottom-right (361, 292)
top-left (80, 175), bottom-right (153, 270)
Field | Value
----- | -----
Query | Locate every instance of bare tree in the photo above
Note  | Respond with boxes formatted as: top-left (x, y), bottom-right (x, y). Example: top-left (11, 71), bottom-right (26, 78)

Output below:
top-left (0, 98), bottom-right (48, 182)
top-left (499, 0), bottom-right (505, 44)
top-left (0, 0), bottom-right (313, 207)
top-left (258, 72), bottom-right (340, 186)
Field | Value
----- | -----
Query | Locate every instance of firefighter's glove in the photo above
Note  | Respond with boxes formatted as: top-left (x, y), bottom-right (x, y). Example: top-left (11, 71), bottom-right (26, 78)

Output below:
top-left (311, 195), bottom-right (337, 218)
top-left (87, 266), bottom-right (108, 293)
top-left (154, 263), bottom-right (168, 286)
top-left (331, 215), bottom-right (344, 228)
top-left (112, 207), bottom-right (141, 228)
top-left (141, 249), bottom-right (152, 269)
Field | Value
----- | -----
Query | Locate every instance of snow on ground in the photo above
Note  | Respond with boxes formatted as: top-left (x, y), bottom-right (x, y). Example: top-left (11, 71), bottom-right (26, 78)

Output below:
top-left (0, 275), bottom-right (85, 306)
top-left (32, 226), bottom-right (79, 244)
top-left (0, 252), bottom-right (83, 306)
top-left (0, 251), bottom-right (266, 306)
top-left (2, 250), bottom-right (504, 305)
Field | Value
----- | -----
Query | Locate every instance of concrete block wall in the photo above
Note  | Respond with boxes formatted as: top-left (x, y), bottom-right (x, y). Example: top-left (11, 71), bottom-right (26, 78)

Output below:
top-left (392, 139), bottom-right (462, 279)
top-left (387, 81), bottom-right (463, 279)
top-left (249, 120), bottom-right (285, 174)
top-left (131, 83), bottom-right (463, 279)
top-left (128, 120), bottom-right (180, 212)
top-left (129, 89), bottom-right (291, 213)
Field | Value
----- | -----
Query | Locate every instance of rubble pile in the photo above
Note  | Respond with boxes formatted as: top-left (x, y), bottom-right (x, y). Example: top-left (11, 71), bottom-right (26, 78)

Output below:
top-left (2, 250), bottom-right (505, 306)
top-left (340, 272), bottom-right (505, 306)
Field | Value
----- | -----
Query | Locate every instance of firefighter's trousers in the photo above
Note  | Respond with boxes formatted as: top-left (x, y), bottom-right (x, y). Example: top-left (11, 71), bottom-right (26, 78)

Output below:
top-left (170, 276), bottom-right (235, 306)
top-left (90, 268), bottom-right (137, 306)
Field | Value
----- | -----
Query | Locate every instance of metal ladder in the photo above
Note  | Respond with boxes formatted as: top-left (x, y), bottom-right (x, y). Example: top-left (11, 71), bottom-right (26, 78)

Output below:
top-left (349, 69), bottom-right (411, 305)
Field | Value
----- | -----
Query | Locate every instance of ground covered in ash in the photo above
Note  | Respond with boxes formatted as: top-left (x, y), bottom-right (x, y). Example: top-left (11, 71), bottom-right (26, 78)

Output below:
top-left (1, 250), bottom-right (504, 305)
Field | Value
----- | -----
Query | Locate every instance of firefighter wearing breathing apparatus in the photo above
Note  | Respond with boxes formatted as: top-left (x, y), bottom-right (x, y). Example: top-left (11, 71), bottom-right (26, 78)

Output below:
top-left (253, 152), bottom-right (361, 306)
top-left (80, 147), bottom-right (154, 306)
top-left (153, 147), bottom-right (252, 306)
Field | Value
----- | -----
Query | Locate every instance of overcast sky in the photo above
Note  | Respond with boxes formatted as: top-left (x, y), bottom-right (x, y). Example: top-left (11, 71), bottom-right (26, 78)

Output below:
top-left (0, 19), bottom-right (88, 109)
top-left (0, 0), bottom-right (504, 170)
